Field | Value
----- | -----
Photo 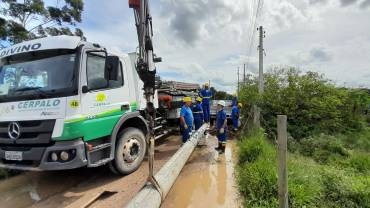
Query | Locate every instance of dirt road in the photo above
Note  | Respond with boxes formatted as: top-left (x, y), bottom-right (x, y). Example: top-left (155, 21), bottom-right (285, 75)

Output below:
top-left (0, 135), bottom-right (181, 208)
top-left (0, 134), bottom-right (240, 208)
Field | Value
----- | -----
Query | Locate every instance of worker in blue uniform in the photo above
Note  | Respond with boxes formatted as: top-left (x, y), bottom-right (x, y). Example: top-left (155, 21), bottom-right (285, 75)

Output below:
top-left (215, 100), bottom-right (227, 154)
top-left (192, 97), bottom-right (204, 130)
top-left (199, 83), bottom-right (212, 123)
top-left (231, 103), bottom-right (242, 131)
top-left (232, 93), bottom-right (238, 107)
top-left (180, 96), bottom-right (194, 143)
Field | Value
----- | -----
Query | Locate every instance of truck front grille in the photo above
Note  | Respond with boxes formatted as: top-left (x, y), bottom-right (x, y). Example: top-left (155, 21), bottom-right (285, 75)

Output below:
top-left (0, 120), bottom-right (55, 145)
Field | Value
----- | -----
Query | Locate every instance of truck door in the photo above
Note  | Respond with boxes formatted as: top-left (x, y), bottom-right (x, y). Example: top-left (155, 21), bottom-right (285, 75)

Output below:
top-left (80, 51), bottom-right (130, 141)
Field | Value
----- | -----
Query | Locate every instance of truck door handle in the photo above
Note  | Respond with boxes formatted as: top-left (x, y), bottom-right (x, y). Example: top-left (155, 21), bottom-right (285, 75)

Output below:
top-left (121, 104), bottom-right (130, 111)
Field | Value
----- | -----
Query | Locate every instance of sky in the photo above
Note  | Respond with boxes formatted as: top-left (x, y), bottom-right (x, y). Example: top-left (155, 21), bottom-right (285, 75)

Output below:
top-left (77, 0), bottom-right (370, 93)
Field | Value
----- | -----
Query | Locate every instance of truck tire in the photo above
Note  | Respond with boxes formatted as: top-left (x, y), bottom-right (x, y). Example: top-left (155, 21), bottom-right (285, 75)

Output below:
top-left (109, 127), bottom-right (147, 175)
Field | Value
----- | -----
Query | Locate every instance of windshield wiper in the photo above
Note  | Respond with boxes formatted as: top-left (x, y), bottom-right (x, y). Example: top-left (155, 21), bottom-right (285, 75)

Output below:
top-left (15, 87), bottom-right (43, 92)
top-left (15, 87), bottom-right (51, 98)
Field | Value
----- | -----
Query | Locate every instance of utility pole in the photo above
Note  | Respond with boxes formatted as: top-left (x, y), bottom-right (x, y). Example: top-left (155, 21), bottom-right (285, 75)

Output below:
top-left (237, 67), bottom-right (240, 95)
top-left (243, 63), bottom-right (246, 83)
top-left (254, 26), bottom-right (265, 128)
top-left (258, 25), bottom-right (265, 94)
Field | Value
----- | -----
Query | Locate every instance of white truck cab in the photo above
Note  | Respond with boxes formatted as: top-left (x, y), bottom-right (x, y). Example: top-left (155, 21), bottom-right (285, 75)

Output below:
top-left (0, 35), bottom-right (155, 174)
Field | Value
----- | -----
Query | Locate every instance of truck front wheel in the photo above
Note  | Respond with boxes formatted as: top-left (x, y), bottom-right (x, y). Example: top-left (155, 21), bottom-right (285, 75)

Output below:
top-left (109, 127), bottom-right (147, 175)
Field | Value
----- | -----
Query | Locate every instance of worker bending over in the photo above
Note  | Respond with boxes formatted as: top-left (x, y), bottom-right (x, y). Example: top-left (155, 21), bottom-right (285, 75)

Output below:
top-left (180, 97), bottom-right (194, 143)
top-left (199, 83), bottom-right (212, 123)
top-left (232, 93), bottom-right (238, 107)
top-left (231, 103), bottom-right (242, 131)
top-left (215, 100), bottom-right (227, 154)
top-left (192, 97), bottom-right (204, 130)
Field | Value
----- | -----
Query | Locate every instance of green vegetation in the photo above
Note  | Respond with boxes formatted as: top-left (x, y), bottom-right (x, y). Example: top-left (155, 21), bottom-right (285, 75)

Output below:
top-left (239, 68), bottom-right (370, 139)
top-left (236, 68), bottom-right (370, 208)
top-left (210, 87), bottom-right (233, 100)
top-left (0, 0), bottom-right (85, 46)
top-left (237, 129), bottom-right (370, 208)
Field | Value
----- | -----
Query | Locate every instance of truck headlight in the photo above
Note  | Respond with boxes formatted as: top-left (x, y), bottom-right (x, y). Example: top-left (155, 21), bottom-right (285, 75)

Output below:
top-left (60, 151), bottom-right (69, 161)
top-left (51, 152), bottom-right (58, 161)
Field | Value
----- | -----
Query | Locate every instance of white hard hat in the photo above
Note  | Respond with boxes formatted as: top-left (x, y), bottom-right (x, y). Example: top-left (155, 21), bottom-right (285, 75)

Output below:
top-left (218, 100), bottom-right (226, 107)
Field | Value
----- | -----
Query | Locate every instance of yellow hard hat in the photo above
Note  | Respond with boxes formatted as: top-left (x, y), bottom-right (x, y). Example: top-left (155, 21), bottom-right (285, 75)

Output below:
top-left (238, 103), bottom-right (243, 107)
top-left (196, 97), bottom-right (203, 102)
top-left (204, 82), bottom-right (209, 87)
top-left (183, 96), bottom-right (192, 102)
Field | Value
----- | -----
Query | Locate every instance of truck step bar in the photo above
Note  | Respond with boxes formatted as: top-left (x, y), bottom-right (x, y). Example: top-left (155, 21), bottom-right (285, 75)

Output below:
top-left (155, 117), bottom-right (163, 121)
top-left (88, 158), bottom-right (112, 168)
top-left (154, 130), bottom-right (170, 140)
top-left (89, 143), bottom-right (111, 153)
top-left (153, 125), bottom-right (163, 131)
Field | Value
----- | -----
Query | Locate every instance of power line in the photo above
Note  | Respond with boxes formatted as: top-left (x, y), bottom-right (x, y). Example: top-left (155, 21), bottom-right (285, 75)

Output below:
top-left (245, 0), bottom-right (264, 73)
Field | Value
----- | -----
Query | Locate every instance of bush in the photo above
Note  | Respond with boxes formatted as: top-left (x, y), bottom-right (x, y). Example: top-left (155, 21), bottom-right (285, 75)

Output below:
top-left (237, 160), bottom-right (278, 208)
top-left (237, 129), bottom-right (370, 208)
top-left (237, 129), bottom-right (278, 208)
top-left (321, 169), bottom-right (370, 208)
top-left (340, 128), bottom-right (370, 152)
top-left (239, 68), bottom-right (370, 140)
top-left (288, 155), bottom-right (323, 207)
top-left (296, 134), bottom-right (349, 164)
top-left (237, 129), bottom-right (273, 164)
top-left (348, 152), bottom-right (370, 173)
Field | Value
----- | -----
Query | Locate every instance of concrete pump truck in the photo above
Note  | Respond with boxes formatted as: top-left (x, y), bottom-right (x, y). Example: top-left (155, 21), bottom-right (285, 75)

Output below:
top-left (0, 0), bottom-right (163, 175)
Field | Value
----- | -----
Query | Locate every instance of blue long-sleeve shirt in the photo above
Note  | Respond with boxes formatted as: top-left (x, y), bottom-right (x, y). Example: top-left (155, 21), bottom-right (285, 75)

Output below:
top-left (192, 103), bottom-right (204, 121)
top-left (199, 89), bottom-right (212, 105)
top-left (231, 106), bottom-right (239, 120)
top-left (216, 109), bottom-right (227, 130)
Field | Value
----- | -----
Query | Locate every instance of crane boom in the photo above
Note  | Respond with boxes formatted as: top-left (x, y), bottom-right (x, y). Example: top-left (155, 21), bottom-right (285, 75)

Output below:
top-left (129, 0), bottom-right (163, 196)
top-left (129, 0), bottom-right (160, 98)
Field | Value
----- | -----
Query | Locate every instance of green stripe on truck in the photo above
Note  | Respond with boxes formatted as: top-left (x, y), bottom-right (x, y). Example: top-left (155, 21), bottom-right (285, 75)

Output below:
top-left (54, 102), bottom-right (138, 141)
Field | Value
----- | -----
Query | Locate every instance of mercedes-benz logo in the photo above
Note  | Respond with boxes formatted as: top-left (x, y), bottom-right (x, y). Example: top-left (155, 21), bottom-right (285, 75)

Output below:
top-left (8, 122), bottom-right (21, 140)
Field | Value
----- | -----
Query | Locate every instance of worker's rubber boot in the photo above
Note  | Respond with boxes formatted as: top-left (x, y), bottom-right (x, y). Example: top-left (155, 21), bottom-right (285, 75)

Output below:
top-left (214, 142), bottom-right (221, 151)
top-left (222, 143), bottom-right (226, 153)
top-left (219, 143), bottom-right (226, 154)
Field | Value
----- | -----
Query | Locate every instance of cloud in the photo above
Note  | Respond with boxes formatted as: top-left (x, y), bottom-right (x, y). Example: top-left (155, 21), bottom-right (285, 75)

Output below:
top-left (309, 0), bottom-right (329, 4)
top-left (340, 0), bottom-right (359, 7)
top-left (289, 46), bottom-right (333, 64)
top-left (160, 0), bottom-right (248, 45)
top-left (78, 0), bottom-right (370, 92)
top-left (262, 1), bottom-right (312, 32)
top-left (360, 0), bottom-right (370, 8)
top-left (309, 47), bottom-right (332, 62)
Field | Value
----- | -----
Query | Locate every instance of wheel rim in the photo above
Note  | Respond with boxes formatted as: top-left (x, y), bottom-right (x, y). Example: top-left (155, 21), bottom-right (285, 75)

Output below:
top-left (122, 137), bottom-right (141, 163)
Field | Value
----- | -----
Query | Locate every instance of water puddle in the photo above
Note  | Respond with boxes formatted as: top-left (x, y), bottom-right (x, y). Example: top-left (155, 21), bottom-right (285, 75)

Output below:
top-left (162, 140), bottom-right (241, 208)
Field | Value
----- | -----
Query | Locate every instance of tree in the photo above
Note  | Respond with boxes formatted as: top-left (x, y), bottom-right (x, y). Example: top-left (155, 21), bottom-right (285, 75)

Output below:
top-left (0, 0), bottom-right (85, 46)
top-left (239, 67), bottom-right (370, 140)
top-left (210, 87), bottom-right (233, 100)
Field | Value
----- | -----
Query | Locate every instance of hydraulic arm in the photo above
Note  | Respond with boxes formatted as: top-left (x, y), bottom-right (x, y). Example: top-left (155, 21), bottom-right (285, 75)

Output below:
top-left (128, 0), bottom-right (162, 196)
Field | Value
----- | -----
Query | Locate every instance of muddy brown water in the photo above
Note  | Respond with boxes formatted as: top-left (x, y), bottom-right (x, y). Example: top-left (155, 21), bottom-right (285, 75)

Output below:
top-left (0, 135), bottom-right (241, 208)
top-left (161, 138), bottom-right (241, 208)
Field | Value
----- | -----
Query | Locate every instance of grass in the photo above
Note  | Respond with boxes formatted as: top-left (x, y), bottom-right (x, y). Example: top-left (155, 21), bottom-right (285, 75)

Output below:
top-left (236, 128), bottom-right (370, 208)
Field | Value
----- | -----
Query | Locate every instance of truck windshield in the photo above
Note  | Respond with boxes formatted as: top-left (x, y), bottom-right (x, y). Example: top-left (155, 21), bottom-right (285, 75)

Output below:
top-left (0, 50), bottom-right (77, 102)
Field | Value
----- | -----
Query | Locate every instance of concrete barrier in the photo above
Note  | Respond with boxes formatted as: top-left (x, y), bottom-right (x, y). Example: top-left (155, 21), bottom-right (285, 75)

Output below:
top-left (125, 124), bottom-right (209, 208)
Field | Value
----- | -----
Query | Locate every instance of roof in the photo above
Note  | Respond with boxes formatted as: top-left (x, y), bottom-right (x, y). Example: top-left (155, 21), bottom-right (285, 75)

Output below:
top-left (0, 35), bottom-right (83, 59)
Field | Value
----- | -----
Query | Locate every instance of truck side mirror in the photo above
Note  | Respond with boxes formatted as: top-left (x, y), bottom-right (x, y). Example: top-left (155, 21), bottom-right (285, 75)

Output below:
top-left (82, 85), bottom-right (88, 93)
top-left (104, 56), bottom-right (120, 81)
